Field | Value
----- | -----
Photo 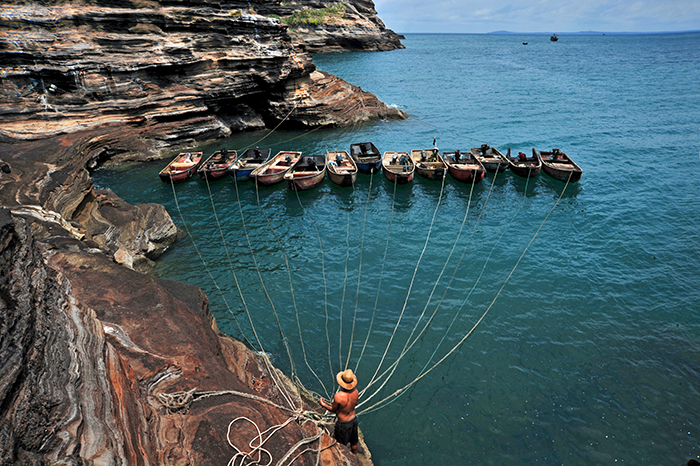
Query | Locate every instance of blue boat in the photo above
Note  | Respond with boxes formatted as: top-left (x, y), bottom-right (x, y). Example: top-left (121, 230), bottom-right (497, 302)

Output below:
top-left (350, 142), bottom-right (382, 174)
top-left (228, 148), bottom-right (271, 181)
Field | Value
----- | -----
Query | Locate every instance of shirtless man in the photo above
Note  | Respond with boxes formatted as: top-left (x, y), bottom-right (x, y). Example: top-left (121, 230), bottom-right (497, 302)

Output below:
top-left (319, 369), bottom-right (359, 454)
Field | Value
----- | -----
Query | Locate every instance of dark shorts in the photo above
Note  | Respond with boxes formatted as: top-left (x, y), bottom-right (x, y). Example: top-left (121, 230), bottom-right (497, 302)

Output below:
top-left (334, 416), bottom-right (358, 446)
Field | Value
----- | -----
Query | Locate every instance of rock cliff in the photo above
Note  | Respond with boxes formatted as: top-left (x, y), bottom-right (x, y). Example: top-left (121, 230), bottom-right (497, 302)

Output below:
top-left (0, 0), bottom-right (405, 149)
top-left (0, 1), bottom-right (401, 463)
top-left (256, 0), bottom-right (405, 53)
top-left (0, 211), bottom-right (372, 465)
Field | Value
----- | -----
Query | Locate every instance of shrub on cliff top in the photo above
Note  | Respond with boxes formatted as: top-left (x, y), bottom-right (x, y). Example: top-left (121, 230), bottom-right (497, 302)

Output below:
top-left (279, 4), bottom-right (346, 26)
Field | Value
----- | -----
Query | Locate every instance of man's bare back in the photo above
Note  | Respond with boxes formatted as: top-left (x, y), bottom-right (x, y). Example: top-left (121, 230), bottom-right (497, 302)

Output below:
top-left (319, 388), bottom-right (358, 422)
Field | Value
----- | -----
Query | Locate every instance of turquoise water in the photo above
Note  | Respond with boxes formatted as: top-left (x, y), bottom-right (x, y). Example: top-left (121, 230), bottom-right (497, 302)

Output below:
top-left (93, 33), bottom-right (700, 465)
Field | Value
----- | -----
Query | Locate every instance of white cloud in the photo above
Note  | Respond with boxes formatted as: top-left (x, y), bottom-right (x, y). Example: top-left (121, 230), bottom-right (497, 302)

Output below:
top-left (373, 0), bottom-right (700, 33)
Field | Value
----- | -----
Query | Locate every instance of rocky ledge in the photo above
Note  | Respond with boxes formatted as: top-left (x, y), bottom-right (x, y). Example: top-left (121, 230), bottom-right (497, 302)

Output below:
top-left (256, 0), bottom-right (405, 53)
top-left (0, 1), bottom-right (406, 148)
top-left (0, 1), bottom-right (403, 463)
top-left (0, 210), bottom-right (372, 465)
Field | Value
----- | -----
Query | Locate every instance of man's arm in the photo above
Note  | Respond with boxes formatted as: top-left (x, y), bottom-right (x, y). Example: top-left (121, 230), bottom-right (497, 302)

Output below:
top-left (319, 394), bottom-right (341, 413)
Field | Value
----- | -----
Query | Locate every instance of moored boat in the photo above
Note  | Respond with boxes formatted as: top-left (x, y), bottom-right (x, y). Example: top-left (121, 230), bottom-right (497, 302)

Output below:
top-left (382, 151), bottom-right (415, 184)
top-left (506, 148), bottom-right (542, 178)
top-left (229, 147), bottom-right (271, 182)
top-left (284, 154), bottom-right (327, 191)
top-left (442, 150), bottom-right (486, 184)
top-left (535, 148), bottom-right (582, 182)
top-left (250, 151), bottom-right (302, 186)
top-left (350, 142), bottom-right (382, 174)
top-left (326, 150), bottom-right (358, 187)
top-left (197, 149), bottom-right (238, 181)
top-left (159, 151), bottom-right (204, 183)
top-left (471, 144), bottom-right (509, 173)
top-left (410, 148), bottom-right (447, 180)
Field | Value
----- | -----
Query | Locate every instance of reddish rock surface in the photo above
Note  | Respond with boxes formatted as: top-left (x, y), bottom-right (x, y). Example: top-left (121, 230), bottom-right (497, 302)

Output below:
top-left (0, 212), bottom-right (372, 465)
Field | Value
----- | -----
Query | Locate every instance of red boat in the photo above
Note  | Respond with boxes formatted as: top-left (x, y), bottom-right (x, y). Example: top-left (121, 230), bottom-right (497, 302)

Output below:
top-left (197, 149), bottom-right (238, 181)
top-left (249, 151), bottom-right (302, 186)
top-left (443, 150), bottom-right (485, 184)
top-left (535, 148), bottom-right (582, 182)
top-left (284, 154), bottom-right (327, 191)
top-left (159, 151), bottom-right (203, 183)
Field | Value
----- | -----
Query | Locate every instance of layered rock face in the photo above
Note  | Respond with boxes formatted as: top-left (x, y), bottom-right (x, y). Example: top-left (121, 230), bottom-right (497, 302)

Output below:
top-left (0, 0), bottom-right (406, 149)
top-left (255, 0), bottom-right (405, 52)
top-left (0, 211), bottom-right (372, 465)
top-left (0, 2), bottom-right (400, 464)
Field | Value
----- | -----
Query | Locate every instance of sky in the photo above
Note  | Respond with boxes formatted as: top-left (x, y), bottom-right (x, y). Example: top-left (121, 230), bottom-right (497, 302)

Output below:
top-left (373, 0), bottom-right (700, 34)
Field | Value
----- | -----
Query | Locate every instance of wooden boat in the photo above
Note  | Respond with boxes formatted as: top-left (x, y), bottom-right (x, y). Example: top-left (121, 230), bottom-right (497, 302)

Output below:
top-left (442, 150), bottom-right (485, 184)
top-left (535, 148), bottom-right (582, 182)
top-left (197, 149), bottom-right (238, 181)
top-left (381, 151), bottom-right (415, 184)
top-left (284, 154), bottom-right (327, 191)
top-left (506, 148), bottom-right (542, 178)
top-left (159, 151), bottom-right (203, 183)
top-left (470, 144), bottom-right (509, 173)
top-left (229, 148), bottom-right (271, 182)
top-left (410, 148), bottom-right (447, 180)
top-left (249, 150), bottom-right (302, 186)
top-left (326, 150), bottom-right (358, 187)
top-left (350, 142), bottom-right (382, 174)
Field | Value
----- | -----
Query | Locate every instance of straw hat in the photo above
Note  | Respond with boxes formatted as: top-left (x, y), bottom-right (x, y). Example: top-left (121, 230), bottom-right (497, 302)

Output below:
top-left (336, 369), bottom-right (358, 390)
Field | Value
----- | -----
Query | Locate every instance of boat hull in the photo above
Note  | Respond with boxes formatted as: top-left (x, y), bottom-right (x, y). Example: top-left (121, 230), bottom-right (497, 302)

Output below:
top-left (447, 165), bottom-right (485, 184)
top-left (229, 148), bottom-right (272, 182)
top-left (284, 172), bottom-right (325, 191)
top-left (327, 151), bottom-right (358, 187)
top-left (198, 150), bottom-right (238, 181)
top-left (536, 149), bottom-right (582, 182)
top-left (382, 152), bottom-right (415, 184)
top-left (350, 142), bottom-right (382, 174)
top-left (250, 151), bottom-right (301, 187)
top-left (159, 152), bottom-right (203, 183)
top-left (507, 148), bottom-right (542, 178)
top-left (411, 149), bottom-right (447, 180)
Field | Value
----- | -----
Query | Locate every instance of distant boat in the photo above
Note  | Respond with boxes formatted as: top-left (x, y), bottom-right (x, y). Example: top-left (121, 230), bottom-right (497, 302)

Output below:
top-left (350, 142), bottom-right (382, 174)
top-left (197, 149), bottom-right (238, 181)
top-left (443, 150), bottom-right (485, 184)
top-left (506, 148), bottom-right (542, 178)
top-left (249, 151), bottom-right (302, 186)
top-left (284, 154), bottom-right (327, 191)
top-left (522, 42), bottom-right (528, 45)
top-left (550, 34), bottom-right (558, 42)
top-left (229, 148), bottom-right (272, 182)
top-left (410, 148), bottom-right (446, 180)
top-left (534, 148), bottom-right (582, 182)
top-left (471, 144), bottom-right (509, 173)
top-left (159, 151), bottom-right (203, 183)
top-left (382, 151), bottom-right (415, 184)
top-left (326, 150), bottom-right (358, 187)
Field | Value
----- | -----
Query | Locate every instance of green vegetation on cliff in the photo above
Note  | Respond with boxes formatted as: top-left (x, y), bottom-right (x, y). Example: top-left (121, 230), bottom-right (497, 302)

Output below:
top-left (274, 3), bottom-right (346, 26)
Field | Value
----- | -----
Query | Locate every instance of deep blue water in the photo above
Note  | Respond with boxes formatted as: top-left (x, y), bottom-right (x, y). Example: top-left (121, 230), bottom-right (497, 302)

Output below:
top-left (93, 33), bottom-right (700, 465)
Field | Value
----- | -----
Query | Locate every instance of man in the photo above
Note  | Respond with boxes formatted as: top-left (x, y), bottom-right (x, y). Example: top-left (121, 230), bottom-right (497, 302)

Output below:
top-left (319, 369), bottom-right (359, 454)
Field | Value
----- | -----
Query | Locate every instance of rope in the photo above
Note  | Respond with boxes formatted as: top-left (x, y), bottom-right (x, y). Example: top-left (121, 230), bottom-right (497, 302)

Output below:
top-left (353, 171), bottom-right (396, 373)
top-left (358, 170), bottom-right (448, 401)
top-left (360, 166), bottom-right (447, 396)
top-left (343, 170), bottom-right (375, 370)
top-left (168, 177), bottom-right (253, 348)
top-left (359, 167), bottom-right (493, 405)
top-left (291, 188), bottom-right (331, 398)
top-left (358, 173), bottom-right (573, 415)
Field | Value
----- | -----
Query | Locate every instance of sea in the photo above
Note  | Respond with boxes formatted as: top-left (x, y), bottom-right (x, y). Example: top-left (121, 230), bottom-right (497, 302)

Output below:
top-left (92, 33), bottom-right (700, 465)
